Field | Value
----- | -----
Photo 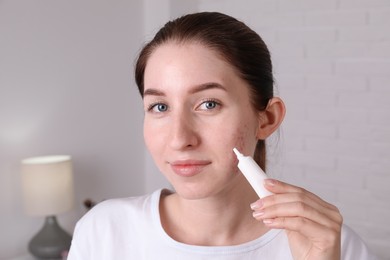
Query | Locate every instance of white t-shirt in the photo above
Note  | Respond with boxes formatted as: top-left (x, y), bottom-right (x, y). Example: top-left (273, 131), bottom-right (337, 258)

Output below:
top-left (68, 189), bottom-right (378, 260)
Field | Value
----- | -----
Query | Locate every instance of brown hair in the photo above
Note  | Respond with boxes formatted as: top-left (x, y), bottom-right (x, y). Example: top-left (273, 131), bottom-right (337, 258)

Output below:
top-left (135, 12), bottom-right (274, 171)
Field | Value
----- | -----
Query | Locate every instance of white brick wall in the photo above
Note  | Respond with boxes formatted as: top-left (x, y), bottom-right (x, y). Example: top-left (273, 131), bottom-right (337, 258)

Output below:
top-left (197, 1), bottom-right (390, 259)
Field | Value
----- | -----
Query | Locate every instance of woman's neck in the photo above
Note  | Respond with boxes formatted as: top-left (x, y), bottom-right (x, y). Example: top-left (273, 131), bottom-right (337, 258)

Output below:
top-left (159, 179), bottom-right (270, 246)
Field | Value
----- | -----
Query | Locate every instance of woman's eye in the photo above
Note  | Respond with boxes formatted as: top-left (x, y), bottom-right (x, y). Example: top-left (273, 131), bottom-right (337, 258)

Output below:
top-left (199, 100), bottom-right (219, 110)
top-left (149, 103), bottom-right (168, 112)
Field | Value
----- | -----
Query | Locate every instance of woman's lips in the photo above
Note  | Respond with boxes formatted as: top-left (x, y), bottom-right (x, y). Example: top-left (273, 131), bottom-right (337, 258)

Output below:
top-left (169, 160), bottom-right (211, 177)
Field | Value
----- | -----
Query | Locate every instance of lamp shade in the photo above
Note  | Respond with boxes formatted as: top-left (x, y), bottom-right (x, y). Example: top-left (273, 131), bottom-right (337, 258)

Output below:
top-left (21, 155), bottom-right (74, 216)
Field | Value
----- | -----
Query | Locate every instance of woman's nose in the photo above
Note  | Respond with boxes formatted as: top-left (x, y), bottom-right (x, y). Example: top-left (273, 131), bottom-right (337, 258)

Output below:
top-left (168, 112), bottom-right (199, 150)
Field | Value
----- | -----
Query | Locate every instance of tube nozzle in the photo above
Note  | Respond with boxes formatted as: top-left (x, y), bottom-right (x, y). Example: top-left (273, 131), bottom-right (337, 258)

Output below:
top-left (233, 148), bottom-right (243, 159)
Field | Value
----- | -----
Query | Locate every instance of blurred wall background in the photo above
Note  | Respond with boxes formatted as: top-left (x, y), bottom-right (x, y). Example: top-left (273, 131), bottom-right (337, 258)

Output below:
top-left (0, 0), bottom-right (389, 259)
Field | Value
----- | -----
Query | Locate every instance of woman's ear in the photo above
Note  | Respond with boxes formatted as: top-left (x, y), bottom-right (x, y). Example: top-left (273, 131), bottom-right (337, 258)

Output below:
top-left (256, 97), bottom-right (286, 140)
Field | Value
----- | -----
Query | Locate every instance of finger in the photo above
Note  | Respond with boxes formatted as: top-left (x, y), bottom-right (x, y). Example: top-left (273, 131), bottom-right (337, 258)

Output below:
top-left (255, 192), bottom-right (342, 224)
top-left (252, 202), bottom-right (341, 230)
top-left (262, 216), bottom-right (341, 248)
top-left (263, 179), bottom-right (339, 212)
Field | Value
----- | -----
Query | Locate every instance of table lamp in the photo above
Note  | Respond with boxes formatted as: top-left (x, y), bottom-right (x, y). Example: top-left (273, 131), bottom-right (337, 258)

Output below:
top-left (21, 155), bottom-right (74, 259)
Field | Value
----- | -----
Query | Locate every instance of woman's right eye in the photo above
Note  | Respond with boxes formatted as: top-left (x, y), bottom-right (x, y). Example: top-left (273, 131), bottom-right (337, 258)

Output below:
top-left (148, 103), bottom-right (168, 113)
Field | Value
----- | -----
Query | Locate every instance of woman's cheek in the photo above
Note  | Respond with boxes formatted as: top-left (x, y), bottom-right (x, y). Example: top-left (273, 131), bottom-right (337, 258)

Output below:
top-left (226, 127), bottom-right (252, 174)
top-left (231, 123), bottom-right (254, 153)
top-left (143, 123), bottom-right (163, 162)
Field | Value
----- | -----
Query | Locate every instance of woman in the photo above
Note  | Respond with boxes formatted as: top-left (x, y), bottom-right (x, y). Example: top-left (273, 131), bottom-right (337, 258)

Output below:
top-left (68, 12), bottom-right (377, 259)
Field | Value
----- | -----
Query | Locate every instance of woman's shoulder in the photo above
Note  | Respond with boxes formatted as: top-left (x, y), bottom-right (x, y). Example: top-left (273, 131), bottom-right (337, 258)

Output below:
top-left (92, 189), bottom-right (160, 213)
top-left (75, 189), bottom-right (166, 231)
top-left (68, 189), bottom-right (172, 258)
top-left (341, 224), bottom-right (379, 259)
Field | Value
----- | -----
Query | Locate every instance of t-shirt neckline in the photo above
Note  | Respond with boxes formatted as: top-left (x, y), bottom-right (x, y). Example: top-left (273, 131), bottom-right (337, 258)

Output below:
top-left (151, 188), bottom-right (283, 255)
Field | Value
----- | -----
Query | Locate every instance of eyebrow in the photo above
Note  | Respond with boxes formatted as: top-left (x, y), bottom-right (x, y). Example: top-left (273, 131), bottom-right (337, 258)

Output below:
top-left (143, 82), bottom-right (227, 97)
top-left (143, 88), bottom-right (165, 97)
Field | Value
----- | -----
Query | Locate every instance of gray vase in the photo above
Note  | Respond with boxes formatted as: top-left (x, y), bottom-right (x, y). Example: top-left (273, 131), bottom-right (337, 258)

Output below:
top-left (29, 216), bottom-right (72, 259)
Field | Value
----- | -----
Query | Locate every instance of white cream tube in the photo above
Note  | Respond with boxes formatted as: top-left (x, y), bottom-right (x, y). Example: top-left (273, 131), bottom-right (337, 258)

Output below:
top-left (233, 148), bottom-right (273, 198)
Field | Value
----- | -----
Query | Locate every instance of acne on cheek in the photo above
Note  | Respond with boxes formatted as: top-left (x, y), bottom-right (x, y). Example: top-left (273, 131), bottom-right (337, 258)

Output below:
top-left (233, 124), bottom-right (250, 152)
top-left (229, 127), bottom-right (249, 174)
top-left (235, 133), bottom-right (246, 152)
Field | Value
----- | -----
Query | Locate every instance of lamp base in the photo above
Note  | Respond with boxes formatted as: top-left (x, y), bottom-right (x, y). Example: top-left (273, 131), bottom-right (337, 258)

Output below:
top-left (29, 215), bottom-right (72, 259)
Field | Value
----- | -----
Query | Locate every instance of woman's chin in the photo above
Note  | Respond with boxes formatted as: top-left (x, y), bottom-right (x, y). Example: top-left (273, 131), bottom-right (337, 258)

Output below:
top-left (172, 184), bottom-right (214, 200)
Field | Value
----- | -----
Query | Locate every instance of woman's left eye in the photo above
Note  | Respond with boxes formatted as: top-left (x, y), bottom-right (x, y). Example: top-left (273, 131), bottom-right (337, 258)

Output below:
top-left (198, 100), bottom-right (220, 110)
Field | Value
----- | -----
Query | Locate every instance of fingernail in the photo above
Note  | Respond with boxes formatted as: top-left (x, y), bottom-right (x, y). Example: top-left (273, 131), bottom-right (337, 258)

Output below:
top-left (252, 211), bottom-right (264, 218)
top-left (263, 219), bottom-right (273, 224)
top-left (265, 179), bottom-right (276, 186)
top-left (250, 201), bottom-right (262, 210)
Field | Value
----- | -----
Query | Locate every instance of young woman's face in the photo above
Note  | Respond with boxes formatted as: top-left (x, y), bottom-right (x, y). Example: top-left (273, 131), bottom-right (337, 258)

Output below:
top-left (143, 42), bottom-right (261, 199)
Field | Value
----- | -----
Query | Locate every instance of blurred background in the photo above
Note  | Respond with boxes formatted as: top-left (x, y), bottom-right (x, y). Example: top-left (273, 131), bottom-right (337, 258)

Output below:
top-left (0, 0), bottom-right (389, 259)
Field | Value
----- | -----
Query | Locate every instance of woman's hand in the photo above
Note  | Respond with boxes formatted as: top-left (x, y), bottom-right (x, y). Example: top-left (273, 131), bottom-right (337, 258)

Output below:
top-left (250, 179), bottom-right (343, 260)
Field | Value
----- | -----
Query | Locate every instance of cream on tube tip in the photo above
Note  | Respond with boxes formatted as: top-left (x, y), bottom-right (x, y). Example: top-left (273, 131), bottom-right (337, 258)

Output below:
top-left (233, 148), bottom-right (274, 198)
